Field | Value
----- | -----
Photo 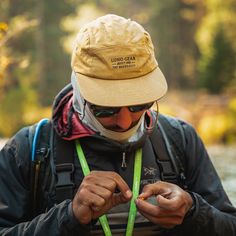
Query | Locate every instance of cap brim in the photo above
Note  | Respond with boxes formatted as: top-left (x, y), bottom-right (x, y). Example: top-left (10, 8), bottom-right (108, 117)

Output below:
top-left (75, 67), bottom-right (168, 107)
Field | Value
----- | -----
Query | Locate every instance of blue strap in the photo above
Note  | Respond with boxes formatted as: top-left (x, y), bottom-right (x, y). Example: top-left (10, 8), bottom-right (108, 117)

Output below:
top-left (31, 118), bottom-right (49, 161)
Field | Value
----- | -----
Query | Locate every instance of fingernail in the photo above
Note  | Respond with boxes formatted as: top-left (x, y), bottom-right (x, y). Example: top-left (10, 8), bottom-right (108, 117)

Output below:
top-left (138, 197), bottom-right (145, 200)
top-left (126, 190), bottom-right (132, 198)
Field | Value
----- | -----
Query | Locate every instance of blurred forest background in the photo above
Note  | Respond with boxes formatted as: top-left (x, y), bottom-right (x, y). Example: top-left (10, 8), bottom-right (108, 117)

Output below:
top-left (0, 0), bottom-right (236, 145)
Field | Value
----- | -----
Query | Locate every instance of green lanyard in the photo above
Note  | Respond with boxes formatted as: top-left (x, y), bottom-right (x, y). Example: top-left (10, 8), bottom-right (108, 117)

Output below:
top-left (75, 139), bottom-right (142, 236)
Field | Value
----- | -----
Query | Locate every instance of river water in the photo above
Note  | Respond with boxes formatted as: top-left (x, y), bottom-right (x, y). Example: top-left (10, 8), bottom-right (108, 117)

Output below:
top-left (0, 139), bottom-right (236, 205)
top-left (208, 145), bottom-right (236, 205)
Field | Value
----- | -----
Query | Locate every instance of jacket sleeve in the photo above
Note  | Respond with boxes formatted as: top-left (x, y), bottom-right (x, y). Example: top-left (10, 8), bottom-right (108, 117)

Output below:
top-left (178, 121), bottom-right (236, 236)
top-left (0, 127), bottom-right (90, 235)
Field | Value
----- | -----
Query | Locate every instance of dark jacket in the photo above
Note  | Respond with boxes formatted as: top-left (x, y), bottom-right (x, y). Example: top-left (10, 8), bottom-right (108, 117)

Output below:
top-left (0, 85), bottom-right (236, 236)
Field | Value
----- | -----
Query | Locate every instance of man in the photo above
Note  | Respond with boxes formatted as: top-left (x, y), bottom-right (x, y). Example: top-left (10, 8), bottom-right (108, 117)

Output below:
top-left (0, 14), bottom-right (235, 236)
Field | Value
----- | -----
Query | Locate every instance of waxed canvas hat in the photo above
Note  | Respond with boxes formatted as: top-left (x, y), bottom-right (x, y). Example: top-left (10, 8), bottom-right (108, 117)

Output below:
top-left (71, 14), bottom-right (168, 107)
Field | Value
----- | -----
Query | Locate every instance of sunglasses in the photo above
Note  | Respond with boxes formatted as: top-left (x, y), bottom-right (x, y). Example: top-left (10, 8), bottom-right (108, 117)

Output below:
top-left (89, 102), bottom-right (154, 118)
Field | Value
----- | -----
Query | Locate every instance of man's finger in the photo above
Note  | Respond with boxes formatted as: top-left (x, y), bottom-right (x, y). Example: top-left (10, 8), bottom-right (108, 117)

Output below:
top-left (138, 188), bottom-right (154, 200)
top-left (77, 188), bottom-right (106, 209)
top-left (91, 171), bottom-right (132, 199)
top-left (138, 209), bottom-right (180, 228)
top-left (112, 192), bottom-right (131, 206)
top-left (88, 183), bottom-right (113, 200)
top-left (135, 197), bottom-right (181, 217)
top-left (157, 194), bottom-right (182, 211)
top-left (135, 198), bottom-right (160, 216)
top-left (139, 182), bottom-right (172, 199)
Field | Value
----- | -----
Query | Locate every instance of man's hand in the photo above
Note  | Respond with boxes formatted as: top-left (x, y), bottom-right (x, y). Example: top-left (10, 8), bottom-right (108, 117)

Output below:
top-left (135, 181), bottom-right (193, 229)
top-left (72, 171), bottom-right (132, 224)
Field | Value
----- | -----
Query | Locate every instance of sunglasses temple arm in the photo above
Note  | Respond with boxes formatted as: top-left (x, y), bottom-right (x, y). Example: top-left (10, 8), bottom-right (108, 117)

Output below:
top-left (145, 101), bottom-right (159, 134)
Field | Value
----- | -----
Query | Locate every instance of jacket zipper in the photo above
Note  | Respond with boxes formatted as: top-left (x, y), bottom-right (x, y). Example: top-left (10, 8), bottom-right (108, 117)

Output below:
top-left (121, 152), bottom-right (127, 170)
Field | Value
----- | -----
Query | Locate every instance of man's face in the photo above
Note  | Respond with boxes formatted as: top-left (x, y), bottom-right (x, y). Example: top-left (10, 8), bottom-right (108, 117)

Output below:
top-left (89, 103), bottom-right (153, 132)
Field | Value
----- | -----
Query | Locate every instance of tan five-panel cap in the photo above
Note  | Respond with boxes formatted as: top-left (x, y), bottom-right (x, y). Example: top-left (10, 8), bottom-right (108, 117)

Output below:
top-left (71, 14), bottom-right (168, 107)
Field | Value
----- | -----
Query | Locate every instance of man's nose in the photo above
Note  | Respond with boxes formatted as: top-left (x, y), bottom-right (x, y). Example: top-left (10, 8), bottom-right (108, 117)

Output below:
top-left (116, 107), bottom-right (132, 131)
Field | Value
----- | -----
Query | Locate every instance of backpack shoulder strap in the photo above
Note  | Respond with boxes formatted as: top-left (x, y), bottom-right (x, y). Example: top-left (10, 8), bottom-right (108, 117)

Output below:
top-left (53, 131), bottom-right (75, 203)
top-left (158, 114), bottom-right (187, 166)
top-left (29, 119), bottom-right (52, 215)
top-left (29, 118), bottom-right (76, 211)
top-left (150, 113), bottom-right (187, 189)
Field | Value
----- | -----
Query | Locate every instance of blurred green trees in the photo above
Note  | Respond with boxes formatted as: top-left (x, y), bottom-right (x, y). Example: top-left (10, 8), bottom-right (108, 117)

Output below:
top-left (0, 0), bottom-right (236, 141)
top-left (198, 26), bottom-right (236, 93)
top-left (196, 0), bottom-right (236, 93)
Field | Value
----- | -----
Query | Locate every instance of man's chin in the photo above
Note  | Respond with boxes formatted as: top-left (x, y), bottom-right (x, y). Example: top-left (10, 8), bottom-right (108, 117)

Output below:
top-left (103, 122), bottom-right (139, 132)
top-left (108, 127), bottom-right (130, 132)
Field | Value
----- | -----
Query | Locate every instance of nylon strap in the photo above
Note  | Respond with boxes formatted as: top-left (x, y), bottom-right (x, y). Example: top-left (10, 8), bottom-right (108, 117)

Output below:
top-left (75, 139), bottom-right (142, 236)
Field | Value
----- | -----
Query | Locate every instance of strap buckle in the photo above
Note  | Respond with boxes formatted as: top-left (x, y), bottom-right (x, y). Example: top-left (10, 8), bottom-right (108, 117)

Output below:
top-left (158, 160), bottom-right (178, 183)
top-left (56, 163), bottom-right (75, 187)
top-left (161, 172), bottom-right (178, 183)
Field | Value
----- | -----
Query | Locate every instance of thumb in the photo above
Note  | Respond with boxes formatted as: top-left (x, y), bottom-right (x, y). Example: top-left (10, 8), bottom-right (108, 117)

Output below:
top-left (138, 188), bottom-right (154, 200)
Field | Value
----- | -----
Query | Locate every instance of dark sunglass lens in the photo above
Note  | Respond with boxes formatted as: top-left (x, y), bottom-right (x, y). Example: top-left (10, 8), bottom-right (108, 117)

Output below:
top-left (90, 102), bottom-right (153, 117)
top-left (129, 102), bottom-right (153, 112)
top-left (91, 106), bottom-right (121, 118)
top-left (93, 110), bottom-right (116, 118)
